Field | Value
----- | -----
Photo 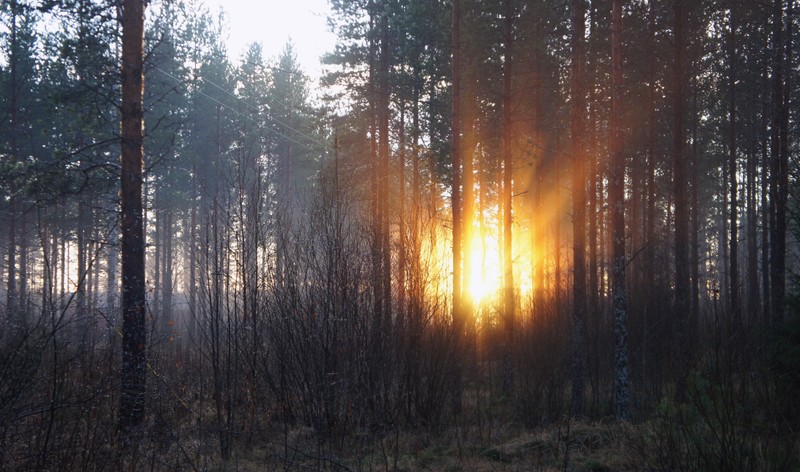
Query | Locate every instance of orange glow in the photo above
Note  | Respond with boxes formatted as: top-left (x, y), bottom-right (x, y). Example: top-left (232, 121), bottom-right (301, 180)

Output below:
top-left (465, 231), bottom-right (501, 305)
top-left (460, 204), bottom-right (542, 314)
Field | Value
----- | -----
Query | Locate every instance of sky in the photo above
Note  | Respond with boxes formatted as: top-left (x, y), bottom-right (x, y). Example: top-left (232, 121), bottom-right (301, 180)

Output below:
top-left (202, 0), bottom-right (337, 81)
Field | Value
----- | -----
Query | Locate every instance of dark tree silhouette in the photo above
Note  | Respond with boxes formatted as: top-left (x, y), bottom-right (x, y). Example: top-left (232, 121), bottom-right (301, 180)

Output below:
top-left (118, 0), bottom-right (147, 431)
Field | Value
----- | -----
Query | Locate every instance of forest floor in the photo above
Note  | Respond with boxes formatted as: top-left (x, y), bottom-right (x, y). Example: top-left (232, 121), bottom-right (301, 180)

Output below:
top-left (210, 420), bottom-right (642, 471)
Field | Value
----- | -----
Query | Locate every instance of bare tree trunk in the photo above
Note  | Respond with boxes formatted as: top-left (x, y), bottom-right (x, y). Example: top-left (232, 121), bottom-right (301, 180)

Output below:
top-left (119, 0), bottom-right (147, 431)
top-left (40, 213), bottom-right (50, 320)
top-left (691, 68), bottom-right (701, 324)
top-left (728, 5), bottom-right (739, 320)
top-left (153, 208), bottom-right (161, 317)
top-left (5, 0), bottom-right (19, 320)
top-left (163, 210), bottom-right (174, 323)
top-left (398, 101), bottom-right (407, 323)
top-left (107, 214), bottom-right (118, 314)
top-left (19, 209), bottom-right (28, 315)
top-left (501, 0), bottom-right (515, 394)
top-left (673, 0), bottom-right (690, 399)
top-left (379, 10), bottom-right (391, 333)
top-left (462, 43), bottom-right (475, 320)
top-left (570, 0), bottom-right (586, 417)
top-left (610, 0), bottom-right (630, 421)
top-left (747, 146), bottom-right (759, 321)
top-left (587, 0), bottom-right (599, 330)
top-left (368, 3), bottom-right (382, 359)
top-left (50, 214), bottom-right (60, 314)
top-left (60, 225), bottom-right (66, 309)
top-left (77, 200), bottom-right (87, 328)
top-left (452, 0), bottom-right (463, 321)
top-left (189, 166), bottom-right (198, 338)
top-left (6, 196), bottom-right (16, 318)
top-left (451, 0), bottom-right (464, 411)
top-left (770, 0), bottom-right (791, 324)
top-left (531, 29), bottom-right (545, 318)
top-left (761, 95), bottom-right (771, 321)
top-left (645, 1), bottom-right (656, 322)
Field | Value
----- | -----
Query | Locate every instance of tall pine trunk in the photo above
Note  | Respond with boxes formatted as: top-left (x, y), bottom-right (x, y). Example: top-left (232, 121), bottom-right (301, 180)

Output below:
top-left (610, 0), bottom-right (630, 421)
top-left (451, 0), bottom-right (465, 411)
top-left (501, 0), bottom-right (515, 394)
top-left (5, 0), bottom-right (20, 319)
top-left (728, 5), bottom-right (739, 320)
top-left (570, 0), bottom-right (586, 417)
top-left (673, 0), bottom-right (690, 398)
top-left (119, 0), bottom-right (147, 431)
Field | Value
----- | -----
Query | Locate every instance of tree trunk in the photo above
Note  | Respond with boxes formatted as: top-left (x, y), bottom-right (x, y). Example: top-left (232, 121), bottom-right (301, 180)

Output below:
top-left (107, 216), bottom-right (118, 314)
top-left (18, 208), bottom-right (28, 315)
top-left (673, 0), bottom-right (690, 399)
top-left (531, 28), bottom-right (545, 318)
top-left (119, 0), bottom-right (147, 431)
top-left (747, 146), bottom-right (759, 321)
top-left (570, 0), bottom-right (586, 417)
top-left (690, 65), bottom-right (701, 324)
top-left (501, 0), bottom-right (515, 394)
top-left (587, 0), bottom-right (599, 331)
top-left (451, 0), bottom-right (464, 411)
top-left (452, 0), bottom-right (463, 321)
top-left (368, 3), bottom-right (382, 358)
top-left (379, 10), bottom-right (391, 332)
top-left (761, 93), bottom-right (771, 321)
top-left (189, 163), bottom-right (198, 339)
top-left (163, 209), bottom-right (174, 323)
top-left (610, 0), bottom-right (630, 421)
top-left (770, 0), bottom-right (791, 324)
top-left (77, 200), bottom-right (87, 328)
top-left (153, 208), bottom-right (161, 317)
top-left (728, 5), bottom-right (739, 320)
top-left (398, 100), bottom-right (407, 323)
top-left (5, 195), bottom-right (15, 318)
top-left (5, 0), bottom-right (20, 320)
top-left (645, 2), bottom-right (656, 320)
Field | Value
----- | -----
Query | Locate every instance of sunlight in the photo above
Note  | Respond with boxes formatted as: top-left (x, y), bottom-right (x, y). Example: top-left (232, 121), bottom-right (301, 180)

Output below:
top-left (465, 234), bottom-right (502, 305)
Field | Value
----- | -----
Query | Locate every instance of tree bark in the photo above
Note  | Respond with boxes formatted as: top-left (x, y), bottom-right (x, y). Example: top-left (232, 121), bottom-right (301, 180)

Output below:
top-left (452, 0), bottom-right (463, 321)
top-left (163, 209), bottom-right (174, 322)
top-left (691, 64), bottom-right (701, 324)
top-left (379, 10), bottom-right (391, 331)
top-left (673, 0), bottom-right (690, 398)
top-left (747, 146), bottom-right (759, 320)
top-left (610, 0), bottom-right (630, 421)
top-left (119, 0), bottom-right (147, 431)
top-left (6, 1), bottom-right (19, 319)
top-left (570, 0), bottom-right (586, 417)
top-left (587, 0), bottom-right (599, 327)
top-left (761, 91), bottom-right (771, 321)
top-left (645, 2), bottom-right (656, 319)
top-left (770, 0), bottom-right (791, 324)
top-left (501, 0), bottom-right (515, 394)
top-left (728, 4), bottom-right (739, 320)
top-left (451, 0), bottom-right (464, 411)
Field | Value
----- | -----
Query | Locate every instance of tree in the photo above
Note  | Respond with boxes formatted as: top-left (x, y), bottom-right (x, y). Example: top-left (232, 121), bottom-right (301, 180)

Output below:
top-left (610, 0), bottom-right (630, 421)
top-left (770, 0), bottom-right (789, 325)
top-left (1, 0), bottom-right (37, 318)
top-left (501, 0), bottom-right (515, 395)
top-left (118, 0), bottom-right (147, 431)
top-left (727, 0), bottom-right (739, 320)
top-left (673, 0), bottom-right (690, 397)
top-left (451, 0), bottom-right (464, 409)
top-left (570, 0), bottom-right (586, 417)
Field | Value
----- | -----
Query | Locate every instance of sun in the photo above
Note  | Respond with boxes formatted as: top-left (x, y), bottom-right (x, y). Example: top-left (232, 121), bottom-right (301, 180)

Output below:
top-left (465, 235), bottom-right (502, 305)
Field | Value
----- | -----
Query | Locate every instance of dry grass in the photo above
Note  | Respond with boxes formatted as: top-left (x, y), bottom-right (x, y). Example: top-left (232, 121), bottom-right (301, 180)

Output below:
top-left (204, 420), bottom-right (645, 472)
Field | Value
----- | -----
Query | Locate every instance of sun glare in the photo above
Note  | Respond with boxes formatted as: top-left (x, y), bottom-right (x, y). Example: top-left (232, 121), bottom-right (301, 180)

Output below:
top-left (465, 235), bottom-right (502, 304)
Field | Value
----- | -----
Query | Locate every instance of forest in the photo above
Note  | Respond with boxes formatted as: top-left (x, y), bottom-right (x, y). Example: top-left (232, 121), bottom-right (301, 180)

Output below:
top-left (1, 0), bottom-right (799, 470)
